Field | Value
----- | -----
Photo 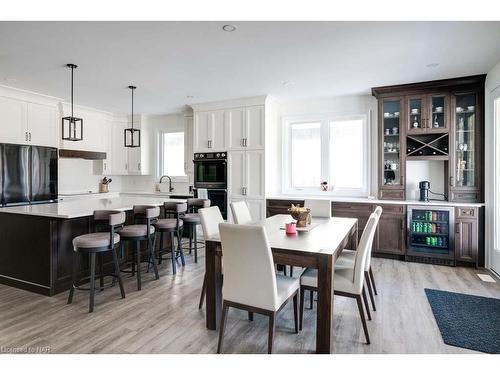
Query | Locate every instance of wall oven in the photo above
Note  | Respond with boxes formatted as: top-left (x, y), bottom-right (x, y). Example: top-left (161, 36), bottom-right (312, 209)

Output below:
top-left (193, 152), bottom-right (227, 189)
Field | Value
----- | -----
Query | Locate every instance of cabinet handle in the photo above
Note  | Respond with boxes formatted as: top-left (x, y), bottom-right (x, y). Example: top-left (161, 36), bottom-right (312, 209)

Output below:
top-left (244, 138), bottom-right (247, 147)
top-left (28, 132), bottom-right (31, 142)
top-left (450, 176), bottom-right (454, 187)
top-left (208, 140), bottom-right (212, 148)
top-left (125, 163), bottom-right (128, 171)
top-left (104, 162), bottom-right (107, 171)
top-left (401, 220), bottom-right (405, 230)
top-left (401, 174), bottom-right (405, 186)
top-left (138, 163), bottom-right (141, 171)
top-left (455, 223), bottom-right (460, 233)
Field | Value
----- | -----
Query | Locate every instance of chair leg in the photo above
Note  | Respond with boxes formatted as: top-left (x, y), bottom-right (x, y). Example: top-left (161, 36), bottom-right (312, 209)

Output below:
top-left (198, 273), bottom-right (206, 309)
top-left (248, 312), bottom-right (254, 321)
top-left (149, 235), bottom-right (159, 280)
top-left (365, 271), bottom-right (376, 311)
top-left (268, 312), bottom-right (276, 354)
top-left (170, 232), bottom-right (177, 275)
top-left (217, 302), bottom-right (229, 354)
top-left (299, 287), bottom-right (305, 331)
top-left (135, 241), bottom-right (142, 291)
top-left (67, 252), bottom-right (79, 304)
top-left (369, 266), bottom-right (378, 295)
top-left (99, 253), bottom-right (104, 291)
top-left (112, 247), bottom-right (126, 299)
top-left (89, 253), bottom-right (96, 313)
top-left (189, 228), bottom-right (193, 254)
top-left (361, 287), bottom-right (372, 321)
top-left (178, 228), bottom-right (185, 266)
top-left (309, 290), bottom-right (314, 309)
top-left (290, 266), bottom-right (293, 277)
top-left (194, 225), bottom-right (198, 263)
top-left (293, 293), bottom-right (299, 334)
top-left (158, 233), bottom-right (164, 265)
top-left (356, 295), bottom-right (370, 344)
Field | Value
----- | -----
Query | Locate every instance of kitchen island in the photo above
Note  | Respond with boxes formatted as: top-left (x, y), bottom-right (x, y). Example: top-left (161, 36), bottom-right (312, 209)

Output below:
top-left (0, 196), bottom-right (186, 296)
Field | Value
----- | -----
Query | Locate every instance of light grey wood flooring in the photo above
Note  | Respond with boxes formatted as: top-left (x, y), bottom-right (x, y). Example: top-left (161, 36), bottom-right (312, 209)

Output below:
top-left (0, 250), bottom-right (499, 354)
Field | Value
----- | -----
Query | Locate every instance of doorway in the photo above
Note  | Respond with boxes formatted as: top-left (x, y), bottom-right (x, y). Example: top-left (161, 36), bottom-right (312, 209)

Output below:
top-left (492, 88), bottom-right (500, 275)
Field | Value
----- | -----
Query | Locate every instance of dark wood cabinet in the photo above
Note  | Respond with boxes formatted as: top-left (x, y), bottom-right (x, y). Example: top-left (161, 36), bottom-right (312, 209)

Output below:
top-left (373, 75), bottom-right (486, 203)
top-left (373, 204), bottom-right (406, 255)
top-left (454, 207), bottom-right (479, 266)
top-left (266, 199), bottom-right (304, 217)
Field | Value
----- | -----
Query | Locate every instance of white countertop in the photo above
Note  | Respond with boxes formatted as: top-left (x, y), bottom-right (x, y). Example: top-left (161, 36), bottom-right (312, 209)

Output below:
top-left (0, 197), bottom-right (187, 219)
top-left (266, 195), bottom-right (484, 208)
top-left (121, 191), bottom-right (194, 197)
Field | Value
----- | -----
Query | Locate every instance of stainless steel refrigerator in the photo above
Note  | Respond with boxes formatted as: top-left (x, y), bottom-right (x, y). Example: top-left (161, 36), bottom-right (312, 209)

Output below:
top-left (0, 143), bottom-right (58, 206)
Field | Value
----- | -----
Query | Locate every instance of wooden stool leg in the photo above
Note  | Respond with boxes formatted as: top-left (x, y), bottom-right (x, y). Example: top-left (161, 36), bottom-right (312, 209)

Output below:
top-left (135, 241), bottom-right (142, 291)
top-left (149, 235), bottom-right (159, 280)
top-left (193, 225), bottom-right (198, 263)
top-left (268, 312), bottom-right (276, 354)
top-left (67, 252), bottom-right (79, 304)
top-left (112, 247), bottom-right (126, 299)
top-left (170, 232), bottom-right (177, 275)
top-left (158, 232), bottom-right (164, 264)
top-left (99, 253), bottom-right (104, 291)
top-left (89, 253), bottom-right (96, 313)
top-left (248, 312), bottom-right (254, 321)
top-left (356, 295), bottom-right (370, 344)
top-left (178, 228), bottom-right (185, 266)
top-left (309, 290), bottom-right (314, 309)
top-left (198, 273), bottom-right (206, 310)
top-left (189, 227), bottom-right (193, 254)
top-left (216, 302), bottom-right (229, 354)
top-left (293, 292), bottom-right (299, 334)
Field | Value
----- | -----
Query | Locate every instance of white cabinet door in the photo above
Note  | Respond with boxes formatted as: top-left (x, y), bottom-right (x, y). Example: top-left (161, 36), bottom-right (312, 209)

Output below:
top-left (127, 147), bottom-right (142, 175)
top-left (228, 151), bottom-right (245, 198)
top-left (0, 96), bottom-right (27, 144)
top-left (226, 107), bottom-right (245, 150)
top-left (245, 105), bottom-right (265, 150)
top-left (194, 111), bottom-right (210, 152)
top-left (245, 199), bottom-right (265, 222)
top-left (245, 150), bottom-right (265, 199)
top-left (27, 103), bottom-right (57, 147)
top-left (110, 121), bottom-right (128, 175)
top-left (210, 110), bottom-right (226, 151)
top-left (101, 120), bottom-right (112, 175)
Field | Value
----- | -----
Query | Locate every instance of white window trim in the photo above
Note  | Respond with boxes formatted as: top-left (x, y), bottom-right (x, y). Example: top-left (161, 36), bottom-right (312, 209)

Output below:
top-left (156, 130), bottom-right (188, 182)
top-left (282, 112), bottom-right (371, 197)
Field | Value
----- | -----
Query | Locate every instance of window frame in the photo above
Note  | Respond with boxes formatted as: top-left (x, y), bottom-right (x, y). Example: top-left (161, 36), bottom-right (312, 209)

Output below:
top-left (156, 130), bottom-right (188, 182)
top-left (282, 112), bottom-right (370, 197)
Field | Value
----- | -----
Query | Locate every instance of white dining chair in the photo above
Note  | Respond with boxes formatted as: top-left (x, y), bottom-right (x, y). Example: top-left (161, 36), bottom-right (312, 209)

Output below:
top-left (299, 213), bottom-right (378, 344)
top-left (304, 199), bottom-right (331, 218)
top-left (198, 206), bottom-right (225, 309)
top-left (217, 223), bottom-right (300, 354)
top-left (335, 205), bottom-right (382, 311)
top-left (230, 200), bottom-right (253, 224)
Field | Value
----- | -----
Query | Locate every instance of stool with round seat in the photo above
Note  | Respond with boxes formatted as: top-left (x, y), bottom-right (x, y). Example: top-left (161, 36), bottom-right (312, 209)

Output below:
top-left (182, 198), bottom-right (210, 263)
top-left (67, 210), bottom-right (126, 313)
top-left (154, 201), bottom-right (187, 274)
top-left (118, 205), bottom-right (160, 290)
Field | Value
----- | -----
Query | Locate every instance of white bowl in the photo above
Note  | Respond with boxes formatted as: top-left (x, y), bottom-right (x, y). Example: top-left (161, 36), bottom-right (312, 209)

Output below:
top-left (467, 106), bottom-right (475, 111)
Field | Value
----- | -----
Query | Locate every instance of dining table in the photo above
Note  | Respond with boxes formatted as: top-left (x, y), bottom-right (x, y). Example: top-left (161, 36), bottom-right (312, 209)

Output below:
top-left (204, 214), bottom-right (358, 354)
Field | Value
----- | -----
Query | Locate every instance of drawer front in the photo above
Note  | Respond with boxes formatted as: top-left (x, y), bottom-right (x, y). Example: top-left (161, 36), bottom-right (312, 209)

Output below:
top-left (266, 199), bottom-right (304, 208)
top-left (379, 189), bottom-right (405, 200)
top-left (456, 207), bottom-right (478, 219)
top-left (450, 191), bottom-right (480, 203)
top-left (333, 202), bottom-right (373, 213)
top-left (378, 204), bottom-right (405, 215)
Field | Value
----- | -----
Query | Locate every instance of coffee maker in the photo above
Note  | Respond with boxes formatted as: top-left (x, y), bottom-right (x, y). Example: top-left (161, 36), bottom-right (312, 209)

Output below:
top-left (419, 181), bottom-right (430, 202)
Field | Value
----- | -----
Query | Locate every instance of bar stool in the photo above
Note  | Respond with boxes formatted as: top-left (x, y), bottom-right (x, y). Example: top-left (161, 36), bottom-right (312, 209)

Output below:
top-left (154, 201), bottom-right (187, 274)
top-left (182, 198), bottom-right (210, 263)
top-left (118, 205), bottom-right (160, 290)
top-left (67, 210), bottom-right (126, 313)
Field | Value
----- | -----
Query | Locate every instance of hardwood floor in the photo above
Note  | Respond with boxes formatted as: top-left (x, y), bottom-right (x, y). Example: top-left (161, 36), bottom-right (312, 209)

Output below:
top-left (0, 249), bottom-right (499, 354)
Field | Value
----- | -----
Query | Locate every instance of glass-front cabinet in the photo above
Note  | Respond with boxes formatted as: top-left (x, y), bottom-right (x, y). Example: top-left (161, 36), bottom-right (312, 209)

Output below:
top-left (379, 97), bottom-right (405, 199)
top-left (450, 92), bottom-right (481, 201)
top-left (407, 93), bottom-right (449, 134)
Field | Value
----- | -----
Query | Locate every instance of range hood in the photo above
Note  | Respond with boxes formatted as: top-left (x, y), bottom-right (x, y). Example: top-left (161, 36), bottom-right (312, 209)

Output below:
top-left (59, 149), bottom-right (106, 160)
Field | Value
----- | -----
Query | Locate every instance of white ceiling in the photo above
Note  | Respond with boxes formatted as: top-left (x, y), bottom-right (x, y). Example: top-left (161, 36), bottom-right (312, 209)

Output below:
top-left (0, 21), bottom-right (500, 115)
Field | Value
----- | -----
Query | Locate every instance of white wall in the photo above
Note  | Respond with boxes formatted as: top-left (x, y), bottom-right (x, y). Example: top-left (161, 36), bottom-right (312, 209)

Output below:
top-left (485, 60), bottom-right (500, 270)
top-left (405, 161), bottom-right (446, 201)
top-left (120, 112), bottom-right (194, 194)
top-left (271, 94), bottom-right (378, 196)
top-left (58, 159), bottom-right (123, 193)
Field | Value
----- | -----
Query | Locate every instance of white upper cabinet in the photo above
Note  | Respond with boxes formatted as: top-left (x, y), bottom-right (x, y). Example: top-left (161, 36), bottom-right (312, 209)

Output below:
top-left (59, 107), bottom-right (106, 153)
top-left (0, 96), bottom-right (27, 144)
top-left (245, 105), bottom-right (265, 150)
top-left (109, 120), bottom-right (128, 175)
top-left (226, 107), bottom-right (246, 150)
top-left (193, 110), bottom-right (225, 152)
top-left (27, 103), bottom-right (57, 148)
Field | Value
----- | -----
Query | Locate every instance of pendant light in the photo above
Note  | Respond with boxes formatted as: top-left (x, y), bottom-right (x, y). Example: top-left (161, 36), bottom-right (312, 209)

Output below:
top-left (62, 63), bottom-right (83, 141)
top-left (124, 85), bottom-right (140, 148)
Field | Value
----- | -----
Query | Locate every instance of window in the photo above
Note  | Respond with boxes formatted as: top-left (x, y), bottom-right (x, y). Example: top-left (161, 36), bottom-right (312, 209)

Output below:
top-left (158, 131), bottom-right (186, 179)
top-left (283, 114), bottom-right (369, 196)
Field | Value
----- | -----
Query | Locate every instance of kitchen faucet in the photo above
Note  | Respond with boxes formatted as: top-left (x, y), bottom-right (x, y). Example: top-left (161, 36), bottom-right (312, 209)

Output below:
top-left (159, 175), bottom-right (174, 192)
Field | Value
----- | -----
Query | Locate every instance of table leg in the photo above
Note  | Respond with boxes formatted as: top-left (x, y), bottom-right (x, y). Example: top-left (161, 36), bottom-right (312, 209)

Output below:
top-left (205, 240), bottom-right (223, 330)
top-left (316, 253), bottom-right (334, 354)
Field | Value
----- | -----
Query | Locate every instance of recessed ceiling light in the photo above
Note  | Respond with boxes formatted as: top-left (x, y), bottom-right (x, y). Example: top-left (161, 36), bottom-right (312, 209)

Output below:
top-left (222, 24), bottom-right (237, 32)
top-left (282, 81), bottom-right (293, 86)
top-left (186, 95), bottom-right (194, 99)
top-left (426, 63), bottom-right (439, 68)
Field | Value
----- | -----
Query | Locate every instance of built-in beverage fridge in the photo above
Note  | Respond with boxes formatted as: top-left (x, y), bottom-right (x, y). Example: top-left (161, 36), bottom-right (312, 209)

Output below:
top-left (406, 206), bottom-right (455, 265)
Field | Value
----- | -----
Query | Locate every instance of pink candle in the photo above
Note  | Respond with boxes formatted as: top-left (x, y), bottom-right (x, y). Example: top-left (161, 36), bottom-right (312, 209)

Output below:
top-left (285, 222), bottom-right (297, 234)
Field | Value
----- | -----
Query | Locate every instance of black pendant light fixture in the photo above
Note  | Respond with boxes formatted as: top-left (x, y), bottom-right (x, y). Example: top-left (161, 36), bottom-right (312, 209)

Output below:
top-left (124, 85), bottom-right (140, 148)
top-left (62, 63), bottom-right (83, 141)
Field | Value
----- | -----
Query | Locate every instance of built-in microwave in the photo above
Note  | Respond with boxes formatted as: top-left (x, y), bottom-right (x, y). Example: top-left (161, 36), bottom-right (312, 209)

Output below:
top-left (193, 152), bottom-right (227, 189)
